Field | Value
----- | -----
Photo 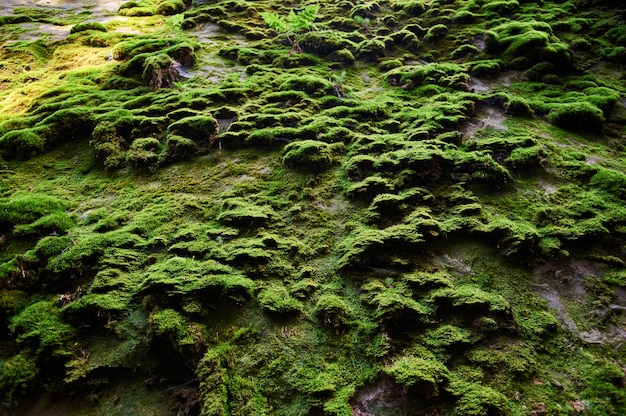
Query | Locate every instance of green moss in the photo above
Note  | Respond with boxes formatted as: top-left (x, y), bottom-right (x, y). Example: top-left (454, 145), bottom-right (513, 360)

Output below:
top-left (156, 0), bottom-right (186, 16)
top-left (590, 168), bottom-right (626, 199)
top-left (36, 107), bottom-right (95, 145)
top-left (0, 353), bottom-right (38, 405)
top-left (13, 212), bottom-right (75, 237)
top-left (424, 24), bottom-right (449, 43)
top-left (217, 198), bottom-right (276, 228)
top-left (140, 256), bottom-right (254, 295)
top-left (70, 22), bottom-right (107, 34)
top-left (168, 115), bottom-right (218, 142)
top-left (385, 355), bottom-right (449, 394)
top-left (149, 308), bottom-right (207, 349)
top-left (429, 284), bottom-right (511, 314)
top-left (10, 300), bottom-right (75, 356)
top-left (446, 374), bottom-right (509, 415)
top-left (547, 102), bottom-right (605, 133)
top-left (282, 140), bottom-right (343, 170)
top-left (486, 21), bottom-right (571, 68)
top-left (126, 138), bottom-right (162, 170)
top-left (504, 145), bottom-right (546, 169)
top-left (0, 129), bottom-right (46, 159)
top-left (257, 283), bottom-right (302, 314)
top-left (0, 193), bottom-right (66, 227)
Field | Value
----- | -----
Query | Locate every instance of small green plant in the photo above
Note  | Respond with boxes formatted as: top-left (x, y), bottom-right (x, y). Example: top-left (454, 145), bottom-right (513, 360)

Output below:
top-left (353, 14), bottom-right (371, 33)
top-left (260, 5), bottom-right (320, 54)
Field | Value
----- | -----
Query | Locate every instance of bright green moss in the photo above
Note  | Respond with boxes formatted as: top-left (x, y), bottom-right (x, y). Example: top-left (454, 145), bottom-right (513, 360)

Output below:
top-left (282, 140), bottom-right (343, 170)
top-left (446, 375), bottom-right (509, 415)
top-left (385, 355), bottom-right (449, 393)
top-left (70, 22), bottom-right (107, 34)
top-left (547, 102), bottom-right (605, 133)
top-left (13, 212), bottom-right (75, 236)
top-left (138, 256), bottom-right (255, 297)
top-left (0, 193), bottom-right (66, 227)
top-left (217, 198), bottom-right (276, 228)
top-left (10, 300), bottom-right (75, 356)
top-left (257, 283), bottom-right (302, 314)
top-left (429, 284), bottom-right (511, 313)
top-left (590, 168), bottom-right (626, 199)
top-left (149, 308), bottom-right (207, 348)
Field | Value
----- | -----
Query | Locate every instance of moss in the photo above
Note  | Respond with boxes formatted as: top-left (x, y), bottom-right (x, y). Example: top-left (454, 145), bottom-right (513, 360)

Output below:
top-left (0, 193), bottom-right (66, 227)
top-left (385, 355), bottom-right (449, 395)
top-left (282, 140), bottom-right (343, 170)
top-left (35, 107), bottom-right (95, 144)
top-left (386, 63), bottom-right (469, 91)
top-left (451, 44), bottom-right (481, 59)
top-left (13, 212), bottom-right (75, 237)
top-left (70, 22), bottom-right (107, 34)
top-left (314, 294), bottom-right (353, 329)
top-left (0, 353), bottom-right (38, 405)
top-left (424, 24), bottom-right (449, 43)
top-left (1, 1), bottom-right (626, 413)
top-left (486, 21), bottom-right (571, 68)
top-left (156, 0), bottom-right (186, 16)
top-left (547, 102), bottom-right (605, 133)
top-left (446, 375), bottom-right (509, 416)
top-left (125, 137), bottom-right (162, 170)
top-left (422, 324), bottom-right (474, 349)
top-left (163, 134), bottom-right (197, 160)
top-left (346, 176), bottom-right (395, 201)
top-left (504, 145), bottom-right (546, 169)
top-left (217, 198), bottom-right (276, 228)
top-left (138, 256), bottom-right (255, 298)
top-left (10, 300), bottom-right (75, 356)
top-left (481, 0), bottom-right (520, 15)
top-left (590, 169), bottom-right (626, 199)
top-left (257, 283), bottom-right (302, 314)
top-left (0, 129), bottom-right (46, 159)
top-left (167, 115), bottom-right (218, 142)
top-left (149, 308), bottom-right (207, 349)
top-left (429, 284), bottom-right (511, 314)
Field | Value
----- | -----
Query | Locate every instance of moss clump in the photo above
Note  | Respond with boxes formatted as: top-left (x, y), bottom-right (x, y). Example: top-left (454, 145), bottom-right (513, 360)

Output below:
top-left (546, 102), bottom-right (605, 133)
top-left (149, 308), bottom-right (207, 350)
top-left (590, 169), bottom-right (626, 199)
top-left (0, 193), bottom-right (66, 229)
top-left (0, 129), bottom-right (46, 159)
top-left (167, 115), bottom-right (218, 143)
top-left (386, 63), bottom-right (469, 91)
top-left (257, 283), bottom-right (302, 314)
top-left (447, 376), bottom-right (509, 416)
top-left (314, 294), bottom-right (353, 329)
top-left (14, 212), bottom-right (75, 237)
top-left (385, 355), bottom-right (449, 394)
top-left (10, 300), bottom-right (75, 356)
top-left (156, 0), bottom-right (186, 16)
top-left (217, 198), bottom-right (276, 228)
top-left (0, 353), bottom-right (38, 405)
top-left (70, 22), bottom-right (107, 34)
top-left (282, 140), bottom-right (343, 170)
top-left (504, 145), bottom-right (546, 169)
top-left (485, 21), bottom-right (571, 68)
top-left (126, 137), bottom-right (162, 170)
top-left (36, 108), bottom-right (95, 145)
top-left (424, 24), bottom-right (449, 43)
top-left (163, 134), bottom-right (197, 160)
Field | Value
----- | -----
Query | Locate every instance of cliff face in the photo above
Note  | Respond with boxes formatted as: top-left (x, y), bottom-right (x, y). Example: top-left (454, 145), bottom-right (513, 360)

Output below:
top-left (1, 1), bottom-right (625, 415)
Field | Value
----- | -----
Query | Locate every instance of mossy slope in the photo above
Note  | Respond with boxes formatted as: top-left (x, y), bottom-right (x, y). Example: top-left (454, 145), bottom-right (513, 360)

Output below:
top-left (1, 0), bottom-right (626, 415)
